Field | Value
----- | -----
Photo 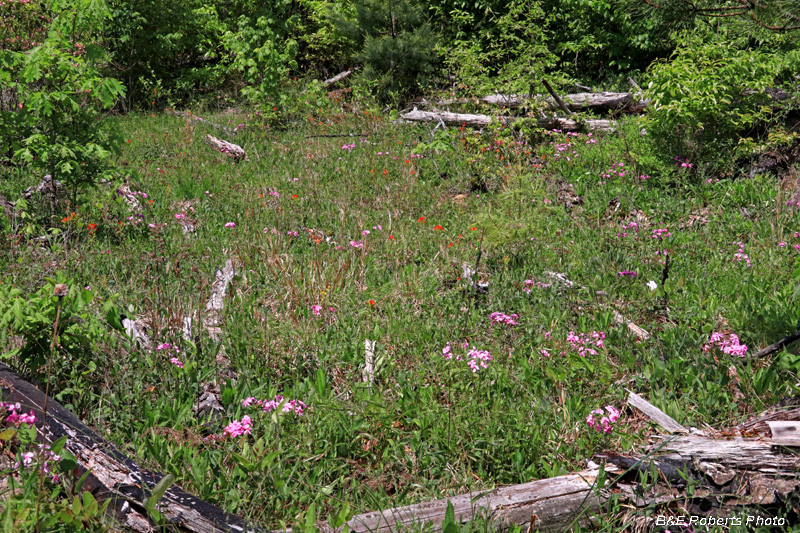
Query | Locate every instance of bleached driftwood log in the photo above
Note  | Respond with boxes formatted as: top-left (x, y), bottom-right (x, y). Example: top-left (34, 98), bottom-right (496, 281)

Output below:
top-left (0, 363), bottom-right (268, 533)
top-left (205, 134), bottom-right (248, 161)
top-left (400, 110), bottom-right (616, 132)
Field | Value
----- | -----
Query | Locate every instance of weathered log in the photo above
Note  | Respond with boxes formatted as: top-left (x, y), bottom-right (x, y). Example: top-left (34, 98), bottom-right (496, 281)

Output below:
top-left (205, 258), bottom-right (236, 341)
top-left (323, 69), bottom-right (356, 86)
top-left (480, 92), bottom-right (649, 113)
top-left (400, 110), bottom-right (616, 132)
top-left (0, 363), bottom-right (269, 533)
top-left (205, 134), bottom-right (248, 161)
top-left (339, 469), bottom-right (617, 533)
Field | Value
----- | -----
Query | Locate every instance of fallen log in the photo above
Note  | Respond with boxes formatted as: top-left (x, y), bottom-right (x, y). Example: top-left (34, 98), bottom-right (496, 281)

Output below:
top-left (337, 468), bottom-right (620, 533)
top-left (0, 363), bottom-right (269, 533)
top-left (400, 110), bottom-right (616, 132)
top-left (480, 92), bottom-right (649, 113)
top-left (206, 134), bottom-right (248, 161)
top-left (323, 69), bottom-right (356, 86)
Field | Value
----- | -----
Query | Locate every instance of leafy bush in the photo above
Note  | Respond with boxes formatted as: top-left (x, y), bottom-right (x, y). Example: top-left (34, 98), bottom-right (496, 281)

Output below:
top-left (0, 275), bottom-right (122, 381)
top-left (223, 1), bottom-right (299, 103)
top-left (437, 0), bottom-right (554, 95)
top-left (1, 0), bottom-right (125, 209)
top-left (644, 33), bottom-right (779, 173)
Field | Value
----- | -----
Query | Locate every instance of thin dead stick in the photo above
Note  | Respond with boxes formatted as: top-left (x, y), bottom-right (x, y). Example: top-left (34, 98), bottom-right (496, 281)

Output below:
top-left (542, 80), bottom-right (573, 116)
top-left (750, 328), bottom-right (800, 359)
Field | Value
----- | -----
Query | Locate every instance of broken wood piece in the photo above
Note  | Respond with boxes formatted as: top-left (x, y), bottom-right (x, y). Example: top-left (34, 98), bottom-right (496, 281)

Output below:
top-left (0, 363), bottom-right (269, 533)
top-left (363, 339), bottom-right (376, 385)
top-left (323, 69), bottom-right (356, 86)
top-left (122, 316), bottom-right (151, 349)
top-left (206, 258), bottom-right (236, 341)
top-left (21, 174), bottom-right (64, 201)
top-left (768, 421), bottom-right (800, 446)
top-left (205, 134), bottom-right (248, 161)
top-left (627, 391), bottom-right (688, 434)
top-left (610, 308), bottom-right (651, 341)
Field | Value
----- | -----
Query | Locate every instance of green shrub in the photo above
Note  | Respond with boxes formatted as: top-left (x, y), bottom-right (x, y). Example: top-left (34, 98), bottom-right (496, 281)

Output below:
top-left (1, 0), bottom-right (125, 210)
top-left (0, 275), bottom-right (122, 381)
top-left (644, 33), bottom-right (779, 174)
top-left (331, 0), bottom-right (440, 101)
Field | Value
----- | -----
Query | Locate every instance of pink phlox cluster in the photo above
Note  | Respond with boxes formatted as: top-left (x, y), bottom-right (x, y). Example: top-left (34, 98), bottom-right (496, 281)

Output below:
top-left (651, 228), bottom-right (671, 239)
top-left (287, 231), bottom-right (299, 236)
top-left (466, 347), bottom-right (493, 372)
top-left (618, 270), bottom-right (638, 277)
top-left (441, 342), bottom-right (492, 372)
top-left (490, 312), bottom-right (518, 326)
top-left (15, 444), bottom-right (61, 483)
top-left (223, 415), bottom-right (253, 438)
top-left (674, 157), bottom-right (693, 168)
top-left (349, 240), bottom-right (364, 248)
top-left (566, 331), bottom-right (605, 357)
top-left (586, 405), bottom-right (621, 434)
top-left (224, 222), bottom-right (236, 228)
top-left (242, 394), bottom-right (307, 415)
top-left (156, 343), bottom-right (183, 369)
top-left (2, 402), bottom-right (37, 428)
top-left (522, 280), bottom-right (550, 293)
top-left (703, 332), bottom-right (748, 357)
top-left (311, 305), bottom-right (322, 315)
top-left (732, 241), bottom-right (751, 266)
top-left (269, 190), bottom-right (280, 198)
top-left (341, 143), bottom-right (355, 150)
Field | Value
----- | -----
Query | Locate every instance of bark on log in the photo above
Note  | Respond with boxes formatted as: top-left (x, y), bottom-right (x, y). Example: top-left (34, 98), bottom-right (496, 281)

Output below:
top-left (400, 110), bottom-right (616, 132)
top-left (205, 135), bottom-right (248, 161)
top-left (0, 363), bottom-right (269, 533)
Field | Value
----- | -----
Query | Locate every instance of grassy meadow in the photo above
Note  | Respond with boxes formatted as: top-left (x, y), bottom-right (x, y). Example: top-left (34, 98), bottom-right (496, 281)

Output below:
top-left (2, 103), bottom-right (800, 530)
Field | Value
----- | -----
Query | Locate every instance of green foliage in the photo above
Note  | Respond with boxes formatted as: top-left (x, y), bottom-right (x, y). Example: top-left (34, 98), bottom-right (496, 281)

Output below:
top-left (0, 0), bottom-right (125, 206)
top-left (0, 274), bottom-right (122, 379)
top-left (224, 1), bottom-right (299, 103)
top-left (105, 0), bottom-right (226, 107)
top-left (437, 0), bottom-right (555, 94)
top-left (332, 0), bottom-right (440, 101)
top-left (645, 33), bottom-right (780, 173)
top-left (542, 0), bottom-right (676, 79)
